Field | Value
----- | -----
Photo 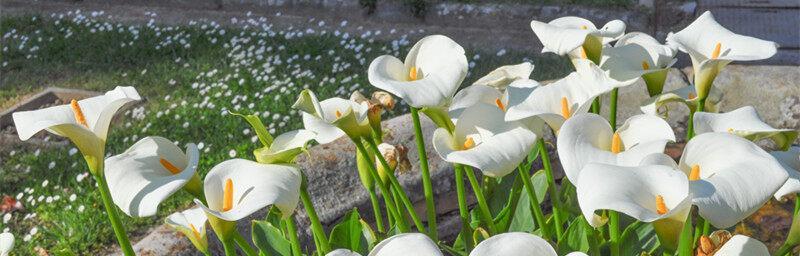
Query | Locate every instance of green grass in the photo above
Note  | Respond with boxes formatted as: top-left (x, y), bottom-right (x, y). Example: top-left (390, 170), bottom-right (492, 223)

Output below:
top-left (0, 13), bottom-right (570, 255)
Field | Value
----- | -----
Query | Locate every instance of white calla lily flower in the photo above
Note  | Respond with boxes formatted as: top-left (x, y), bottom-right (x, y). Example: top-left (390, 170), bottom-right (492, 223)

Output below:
top-left (557, 113), bottom-right (675, 183)
top-left (326, 249), bottom-right (362, 256)
top-left (450, 62), bottom-right (534, 118)
top-left (368, 35), bottom-right (468, 108)
top-left (680, 132), bottom-right (788, 228)
top-left (105, 136), bottom-right (200, 217)
top-left (640, 85), bottom-right (723, 116)
top-left (254, 129), bottom-right (317, 164)
top-left (505, 60), bottom-right (618, 131)
top-left (601, 32), bottom-right (677, 96)
top-left (667, 11), bottom-right (778, 100)
top-left (294, 89), bottom-right (371, 143)
top-left (771, 146), bottom-right (800, 200)
top-left (694, 106), bottom-right (798, 150)
top-left (531, 16), bottom-right (626, 64)
top-left (368, 233), bottom-right (442, 256)
top-left (195, 159), bottom-right (302, 221)
top-left (433, 103), bottom-right (539, 178)
top-left (0, 232), bottom-right (12, 256)
top-left (713, 235), bottom-right (770, 256)
top-left (12, 86), bottom-right (141, 172)
top-left (576, 162), bottom-right (692, 249)
top-left (166, 207), bottom-right (209, 253)
top-left (469, 232), bottom-right (565, 256)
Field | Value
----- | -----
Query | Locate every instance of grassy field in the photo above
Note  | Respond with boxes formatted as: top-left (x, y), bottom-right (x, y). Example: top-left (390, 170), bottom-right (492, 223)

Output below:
top-left (0, 12), bottom-right (571, 255)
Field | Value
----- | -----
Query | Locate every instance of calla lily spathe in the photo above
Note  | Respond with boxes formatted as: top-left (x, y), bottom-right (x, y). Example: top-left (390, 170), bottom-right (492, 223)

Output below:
top-left (557, 113), bottom-right (675, 183)
top-left (530, 16), bottom-right (625, 64)
top-left (166, 207), bottom-right (209, 254)
top-left (666, 11), bottom-right (778, 100)
top-left (433, 103), bottom-right (539, 178)
top-left (601, 32), bottom-right (677, 96)
top-left (693, 106), bottom-right (798, 151)
top-left (254, 129), bottom-right (317, 164)
top-left (505, 60), bottom-right (619, 131)
top-left (679, 132), bottom-right (788, 228)
top-left (105, 136), bottom-right (200, 217)
top-left (293, 89), bottom-right (371, 143)
top-left (772, 146), bottom-right (800, 200)
top-left (576, 161), bottom-right (692, 249)
top-left (450, 62), bottom-right (534, 118)
top-left (712, 234), bottom-right (770, 256)
top-left (194, 159), bottom-right (302, 221)
top-left (368, 35), bottom-right (468, 109)
top-left (640, 85), bottom-right (723, 116)
top-left (469, 232), bottom-right (588, 256)
top-left (369, 233), bottom-right (443, 256)
top-left (0, 232), bottom-right (12, 256)
top-left (12, 86), bottom-right (141, 172)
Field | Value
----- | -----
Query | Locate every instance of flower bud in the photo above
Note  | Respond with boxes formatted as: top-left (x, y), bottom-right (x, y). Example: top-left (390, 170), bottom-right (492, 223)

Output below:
top-left (372, 91), bottom-right (396, 110)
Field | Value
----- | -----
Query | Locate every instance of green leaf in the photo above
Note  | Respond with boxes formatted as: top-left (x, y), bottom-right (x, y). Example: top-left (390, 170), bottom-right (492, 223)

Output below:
top-left (509, 169), bottom-right (549, 232)
top-left (329, 209), bottom-right (368, 254)
top-left (557, 218), bottom-right (590, 254)
top-left (230, 111), bottom-right (274, 147)
top-left (359, 219), bottom-right (378, 251)
top-left (531, 169), bottom-right (549, 202)
top-left (252, 220), bottom-right (292, 256)
top-left (620, 222), bottom-right (661, 256)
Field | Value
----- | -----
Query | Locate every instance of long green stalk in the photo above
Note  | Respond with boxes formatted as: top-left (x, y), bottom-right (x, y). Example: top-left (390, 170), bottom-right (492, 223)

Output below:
top-left (537, 139), bottom-right (564, 238)
top-left (687, 98), bottom-right (706, 140)
top-left (518, 167), bottom-right (550, 239)
top-left (364, 138), bottom-right (427, 233)
top-left (462, 166), bottom-right (497, 234)
top-left (233, 232), bottom-right (258, 256)
top-left (775, 194), bottom-right (800, 256)
top-left (353, 139), bottom-right (409, 232)
top-left (609, 88), bottom-right (619, 129)
top-left (94, 173), bottom-right (135, 256)
top-left (609, 211), bottom-right (620, 256)
top-left (284, 218), bottom-right (303, 256)
top-left (368, 188), bottom-right (386, 233)
top-left (454, 164), bottom-right (474, 251)
top-left (300, 188), bottom-right (331, 254)
top-left (410, 107), bottom-right (439, 241)
top-left (677, 210), bottom-right (694, 256)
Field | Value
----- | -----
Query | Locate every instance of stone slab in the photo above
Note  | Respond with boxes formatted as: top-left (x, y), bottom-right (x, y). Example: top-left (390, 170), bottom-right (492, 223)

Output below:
top-left (699, 0), bottom-right (800, 7)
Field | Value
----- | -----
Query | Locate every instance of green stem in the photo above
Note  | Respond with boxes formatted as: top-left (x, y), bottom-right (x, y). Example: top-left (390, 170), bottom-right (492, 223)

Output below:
top-left (591, 97), bottom-right (601, 114)
top-left (609, 211), bottom-right (620, 256)
top-left (94, 173), bottom-right (135, 256)
top-left (454, 164), bottom-right (474, 251)
top-left (368, 188), bottom-right (386, 233)
top-left (353, 139), bottom-right (408, 232)
top-left (462, 166), bottom-right (497, 234)
top-left (677, 210), bottom-right (694, 256)
top-left (364, 138), bottom-right (427, 233)
top-left (300, 187), bottom-right (331, 254)
top-left (410, 107), bottom-right (438, 241)
top-left (518, 167), bottom-right (550, 239)
top-left (537, 139), bottom-right (564, 239)
top-left (687, 98), bottom-right (706, 140)
top-left (233, 232), bottom-right (258, 256)
top-left (609, 88), bottom-right (619, 130)
top-left (284, 218), bottom-right (303, 256)
top-left (775, 194), bottom-right (800, 256)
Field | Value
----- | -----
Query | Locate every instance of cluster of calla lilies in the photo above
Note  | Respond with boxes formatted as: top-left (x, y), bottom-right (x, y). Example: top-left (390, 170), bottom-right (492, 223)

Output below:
top-left (4, 11), bottom-right (800, 256)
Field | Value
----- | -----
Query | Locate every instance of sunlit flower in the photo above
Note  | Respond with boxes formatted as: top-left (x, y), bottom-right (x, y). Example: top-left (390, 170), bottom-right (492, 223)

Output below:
top-left (368, 35), bottom-right (468, 108)
top-left (450, 62), bottom-right (534, 117)
top-left (194, 159), bottom-right (302, 221)
top-left (12, 86), bottom-right (141, 173)
top-left (293, 89), bottom-right (371, 143)
top-left (369, 233), bottom-right (442, 256)
top-left (601, 32), bottom-right (677, 96)
top-left (470, 232), bottom-right (588, 256)
top-left (505, 60), bottom-right (618, 131)
top-left (531, 16), bottom-right (625, 64)
top-left (165, 207), bottom-right (209, 254)
top-left (666, 11), bottom-right (778, 100)
top-left (557, 113), bottom-right (675, 183)
top-left (105, 136), bottom-right (201, 217)
top-left (696, 231), bottom-right (769, 256)
top-left (253, 129), bottom-right (316, 164)
top-left (0, 232), bottom-right (12, 256)
top-left (433, 103), bottom-right (539, 178)
top-left (693, 106), bottom-right (798, 150)
top-left (772, 146), bottom-right (800, 200)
